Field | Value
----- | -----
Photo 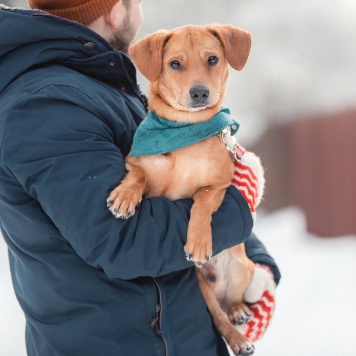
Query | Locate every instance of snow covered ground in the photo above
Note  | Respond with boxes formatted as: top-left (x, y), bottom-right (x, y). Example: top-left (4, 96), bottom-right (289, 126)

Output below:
top-left (253, 208), bottom-right (356, 356)
top-left (1, 207), bottom-right (356, 355)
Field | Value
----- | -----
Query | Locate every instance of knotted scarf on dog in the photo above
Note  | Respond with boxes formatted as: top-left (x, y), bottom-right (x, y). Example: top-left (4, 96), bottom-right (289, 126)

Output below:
top-left (130, 107), bottom-right (240, 156)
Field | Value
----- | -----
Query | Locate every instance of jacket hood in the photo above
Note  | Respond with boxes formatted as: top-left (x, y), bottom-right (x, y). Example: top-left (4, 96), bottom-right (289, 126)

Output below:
top-left (0, 5), bottom-right (138, 94)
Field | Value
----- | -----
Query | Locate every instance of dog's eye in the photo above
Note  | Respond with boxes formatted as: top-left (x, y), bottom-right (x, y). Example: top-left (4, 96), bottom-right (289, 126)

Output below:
top-left (208, 56), bottom-right (219, 66)
top-left (170, 61), bottom-right (181, 70)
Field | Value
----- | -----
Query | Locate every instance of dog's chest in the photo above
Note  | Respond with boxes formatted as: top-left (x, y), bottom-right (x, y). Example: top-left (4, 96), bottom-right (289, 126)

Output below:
top-left (146, 135), bottom-right (234, 199)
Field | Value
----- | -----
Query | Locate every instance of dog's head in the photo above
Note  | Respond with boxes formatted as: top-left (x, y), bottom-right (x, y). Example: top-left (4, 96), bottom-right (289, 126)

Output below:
top-left (129, 24), bottom-right (252, 120)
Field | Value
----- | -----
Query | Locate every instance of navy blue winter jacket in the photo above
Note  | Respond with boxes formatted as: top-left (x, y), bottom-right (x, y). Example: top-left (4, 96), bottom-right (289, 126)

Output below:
top-left (0, 6), bottom-right (280, 356)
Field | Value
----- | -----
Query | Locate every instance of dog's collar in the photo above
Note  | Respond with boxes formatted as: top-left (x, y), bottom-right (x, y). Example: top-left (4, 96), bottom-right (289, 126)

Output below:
top-left (130, 107), bottom-right (240, 157)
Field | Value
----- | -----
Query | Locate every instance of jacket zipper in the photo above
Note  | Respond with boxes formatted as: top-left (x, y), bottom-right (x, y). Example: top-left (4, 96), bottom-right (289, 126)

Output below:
top-left (152, 278), bottom-right (168, 356)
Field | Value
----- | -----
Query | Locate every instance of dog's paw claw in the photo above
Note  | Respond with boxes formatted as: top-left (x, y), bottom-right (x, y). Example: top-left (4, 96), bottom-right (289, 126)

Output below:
top-left (195, 261), bottom-right (204, 268)
top-left (237, 317), bottom-right (247, 325)
top-left (107, 185), bottom-right (142, 220)
top-left (185, 253), bottom-right (193, 261)
top-left (234, 344), bottom-right (255, 356)
top-left (114, 211), bottom-right (134, 220)
top-left (240, 345), bottom-right (255, 356)
top-left (184, 237), bottom-right (212, 267)
top-left (110, 207), bottom-right (118, 216)
top-left (228, 303), bottom-right (253, 326)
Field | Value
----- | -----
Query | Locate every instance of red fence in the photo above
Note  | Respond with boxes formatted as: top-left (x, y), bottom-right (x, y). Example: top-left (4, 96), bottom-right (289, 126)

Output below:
top-left (251, 110), bottom-right (356, 237)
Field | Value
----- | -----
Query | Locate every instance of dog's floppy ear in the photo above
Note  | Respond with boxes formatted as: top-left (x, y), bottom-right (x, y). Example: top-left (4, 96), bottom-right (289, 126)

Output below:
top-left (129, 30), bottom-right (170, 82)
top-left (208, 24), bottom-right (252, 71)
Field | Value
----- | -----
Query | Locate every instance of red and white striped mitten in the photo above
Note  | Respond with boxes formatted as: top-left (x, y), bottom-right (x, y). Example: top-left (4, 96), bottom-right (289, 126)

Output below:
top-left (231, 144), bottom-right (265, 220)
top-left (240, 264), bottom-right (276, 342)
top-left (230, 145), bottom-right (275, 342)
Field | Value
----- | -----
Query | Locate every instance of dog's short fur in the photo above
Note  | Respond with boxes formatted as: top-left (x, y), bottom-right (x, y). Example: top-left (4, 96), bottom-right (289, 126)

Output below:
top-left (108, 24), bottom-right (264, 355)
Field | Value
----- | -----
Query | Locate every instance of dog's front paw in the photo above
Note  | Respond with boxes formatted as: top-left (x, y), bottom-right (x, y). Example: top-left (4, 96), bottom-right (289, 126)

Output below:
top-left (184, 225), bottom-right (212, 267)
top-left (107, 184), bottom-right (143, 219)
top-left (227, 303), bottom-right (252, 326)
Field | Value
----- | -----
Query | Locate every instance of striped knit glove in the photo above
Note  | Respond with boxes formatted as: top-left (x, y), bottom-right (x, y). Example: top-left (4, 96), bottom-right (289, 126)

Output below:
top-left (240, 264), bottom-right (276, 342)
top-left (230, 145), bottom-right (275, 342)
top-left (231, 144), bottom-right (265, 220)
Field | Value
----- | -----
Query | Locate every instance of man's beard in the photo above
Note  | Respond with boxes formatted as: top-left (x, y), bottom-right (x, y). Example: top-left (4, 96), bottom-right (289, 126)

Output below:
top-left (109, 32), bottom-right (130, 53)
top-left (108, 12), bottom-right (136, 53)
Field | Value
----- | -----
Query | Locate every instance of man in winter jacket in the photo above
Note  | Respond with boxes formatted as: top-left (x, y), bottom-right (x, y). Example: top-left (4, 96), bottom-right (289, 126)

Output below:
top-left (0, 1), bottom-right (281, 355)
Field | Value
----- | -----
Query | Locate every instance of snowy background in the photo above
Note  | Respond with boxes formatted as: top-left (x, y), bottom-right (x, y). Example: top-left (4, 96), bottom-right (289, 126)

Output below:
top-left (1, 209), bottom-right (356, 355)
top-left (2, 0), bottom-right (356, 355)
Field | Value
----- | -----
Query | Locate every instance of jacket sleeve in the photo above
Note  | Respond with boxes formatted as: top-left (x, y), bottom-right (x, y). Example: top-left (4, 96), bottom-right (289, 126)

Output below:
top-left (245, 232), bottom-right (281, 285)
top-left (3, 85), bottom-right (253, 280)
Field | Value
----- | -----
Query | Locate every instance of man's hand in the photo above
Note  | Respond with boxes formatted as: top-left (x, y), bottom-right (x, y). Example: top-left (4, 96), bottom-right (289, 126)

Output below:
top-left (230, 148), bottom-right (275, 342)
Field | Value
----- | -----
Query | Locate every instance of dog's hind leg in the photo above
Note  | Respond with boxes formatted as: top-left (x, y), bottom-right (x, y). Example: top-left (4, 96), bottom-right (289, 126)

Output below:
top-left (196, 269), bottom-right (255, 356)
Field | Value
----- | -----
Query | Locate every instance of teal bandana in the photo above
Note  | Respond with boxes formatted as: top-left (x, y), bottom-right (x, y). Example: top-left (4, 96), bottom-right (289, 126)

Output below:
top-left (130, 107), bottom-right (240, 156)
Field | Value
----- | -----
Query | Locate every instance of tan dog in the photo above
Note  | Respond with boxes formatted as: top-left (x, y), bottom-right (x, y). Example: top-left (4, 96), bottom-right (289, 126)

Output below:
top-left (108, 25), bottom-right (265, 355)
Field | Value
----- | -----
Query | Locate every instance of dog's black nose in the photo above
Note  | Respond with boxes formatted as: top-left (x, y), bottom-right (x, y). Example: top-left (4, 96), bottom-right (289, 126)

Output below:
top-left (189, 85), bottom-right (210, 105)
